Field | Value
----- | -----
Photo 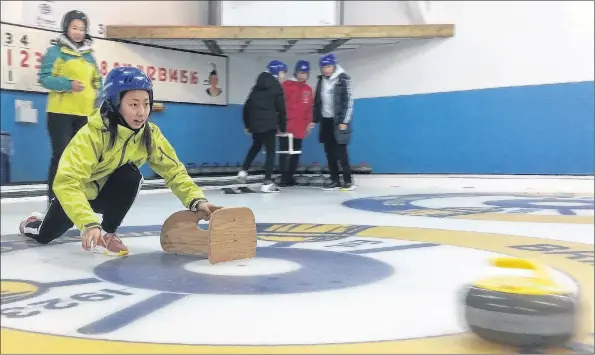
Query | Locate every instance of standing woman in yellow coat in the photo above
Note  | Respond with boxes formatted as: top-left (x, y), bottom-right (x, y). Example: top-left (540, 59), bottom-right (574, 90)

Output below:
top-left (38, 10), bottom-right (102, 206)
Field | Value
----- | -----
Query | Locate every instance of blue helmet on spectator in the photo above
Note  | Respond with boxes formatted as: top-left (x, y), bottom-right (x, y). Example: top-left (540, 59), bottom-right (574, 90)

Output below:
top-left (295, 60), bottom-right (310, 74)
top-left (266, 60), bottom-right (288, 77)
top-left (100, 66), bottom-right (153, 114)
top-left (319, 53), bottom-right (337, 67)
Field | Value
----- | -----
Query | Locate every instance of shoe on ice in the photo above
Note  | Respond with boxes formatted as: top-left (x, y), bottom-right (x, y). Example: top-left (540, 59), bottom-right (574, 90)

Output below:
top-left (98, 233), bottom-right (129, 256)
top-left (322, 181), bottom-right (341, 191)
top-left (18, 212), bottom-right (44, 236)
top-left (340, 183), bottom-right (356, 191)
top-left (237, 170), bottom-right (248, 182)
top-left (261, 182), bottom-right (280, 193)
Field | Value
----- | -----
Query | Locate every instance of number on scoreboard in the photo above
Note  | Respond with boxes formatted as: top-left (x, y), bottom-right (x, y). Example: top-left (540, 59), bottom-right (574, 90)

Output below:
top-left (3, 31), bottom-right (16, 84)
top-left (3, 67), bottom-right (16, 84)
top-left (19, 34), bottom-right (30, 49)
top-left (4, 31), bottom-right (14, 47)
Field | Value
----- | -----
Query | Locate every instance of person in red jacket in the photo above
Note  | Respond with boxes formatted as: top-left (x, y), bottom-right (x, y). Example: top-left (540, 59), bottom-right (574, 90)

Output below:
top-left (278, 60), bottom-right (314, 187)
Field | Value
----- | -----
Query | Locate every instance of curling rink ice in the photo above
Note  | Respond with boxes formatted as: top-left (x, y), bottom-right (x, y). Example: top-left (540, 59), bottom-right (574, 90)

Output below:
top-left (1, 174), bottom-right (594, 354)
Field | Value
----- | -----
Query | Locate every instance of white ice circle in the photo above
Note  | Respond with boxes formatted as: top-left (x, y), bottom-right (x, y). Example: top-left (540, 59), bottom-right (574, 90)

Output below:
top-left (183, 257), bottom-right (302, 276)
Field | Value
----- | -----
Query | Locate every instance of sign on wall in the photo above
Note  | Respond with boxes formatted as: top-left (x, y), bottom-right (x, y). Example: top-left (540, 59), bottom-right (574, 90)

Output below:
top-left (0, 22), bottom-right (228, 105)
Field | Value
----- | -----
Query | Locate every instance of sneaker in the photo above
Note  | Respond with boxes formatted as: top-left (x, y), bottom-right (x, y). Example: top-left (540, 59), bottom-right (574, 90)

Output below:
top-left (340, 183), bottom-right (356, 191)
top-left (261, 182), bottom-right (280, 193)
top-left (18, 212), bottom-right (44, 236)
top-left (322, 181), bottom-right (341, 191)
top-left (97, 233), bottom-right (129, 256)
top-left (237, 170), bottom-right (248, 183)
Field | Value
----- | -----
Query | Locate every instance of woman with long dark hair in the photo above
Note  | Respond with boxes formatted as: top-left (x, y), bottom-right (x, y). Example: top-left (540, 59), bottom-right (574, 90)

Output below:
top-left (19, 67), bottom-right (218, 256)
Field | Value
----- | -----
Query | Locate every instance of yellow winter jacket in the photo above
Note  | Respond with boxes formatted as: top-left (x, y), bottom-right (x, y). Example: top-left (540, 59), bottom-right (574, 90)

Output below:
top-left (53, 109), bottom-right (207, 231)
top-left (38, 35), bottom-right (102, 117)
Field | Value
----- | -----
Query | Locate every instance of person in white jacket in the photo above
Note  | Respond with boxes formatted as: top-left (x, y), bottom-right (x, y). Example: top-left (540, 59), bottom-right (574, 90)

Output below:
top-left (312, 53), bottom-right (355, 191)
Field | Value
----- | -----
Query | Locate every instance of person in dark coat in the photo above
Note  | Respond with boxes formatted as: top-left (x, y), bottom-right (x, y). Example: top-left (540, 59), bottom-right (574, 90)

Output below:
top-left (238, 60), bottom-right (288, 193)
top-left (313, 53), bottom-right (355, 191)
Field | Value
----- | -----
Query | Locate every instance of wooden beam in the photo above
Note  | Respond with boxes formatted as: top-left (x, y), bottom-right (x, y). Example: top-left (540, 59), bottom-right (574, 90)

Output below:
top-left (318, 39), bottom-right (350, 54)
top-left (105, 24), bottom-right (455, 40)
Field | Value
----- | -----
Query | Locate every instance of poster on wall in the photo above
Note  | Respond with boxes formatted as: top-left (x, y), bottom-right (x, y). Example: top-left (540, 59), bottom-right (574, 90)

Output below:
top-left (0, 22), bottom-right (228, 106)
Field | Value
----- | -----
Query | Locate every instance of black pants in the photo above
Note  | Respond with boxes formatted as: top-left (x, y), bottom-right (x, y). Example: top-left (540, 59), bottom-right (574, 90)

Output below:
top-left (278, 136), bottom-right (303, 182)
top-left (242, 129), bottom-right (277, 182)
top-left (320, 119), bottom-right (352, 184)
top-left (47, 113), bottom-right (88, 205)
top-left (25, 163), bottom-right (143, 245)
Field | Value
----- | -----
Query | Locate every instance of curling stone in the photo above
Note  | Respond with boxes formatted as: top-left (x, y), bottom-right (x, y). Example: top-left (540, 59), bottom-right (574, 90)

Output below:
top-left (463, 257), bottom-right (579, 348)
top-left (296, 164), bottom-right (307, 174)
top-left (200, 162), bottom-right (213, 175)
top-left (223, 162), bottom-right (235, 174)
top-left (309, 174), bottom-right (326, 187)
top-left (211, 163), bottom-right (223, 175)
top-left (353, 162), bottom-right (373, 174)
top-left (295, 174), bottom-right (309, 186)
top-left (185, 163), bottom-right (199, 177)
top-left (307, 161), bottom-right (322, 174)
top-left (252, 161), bottom-right (264, 174)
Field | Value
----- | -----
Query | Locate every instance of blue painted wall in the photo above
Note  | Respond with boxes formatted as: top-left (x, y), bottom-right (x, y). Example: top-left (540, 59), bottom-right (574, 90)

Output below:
top-left (300, 80), bottom-right (595, 175)
top-left (1, 80), bottom-right (593, 183)
top-left (0, 90), bottom-right (257, 183)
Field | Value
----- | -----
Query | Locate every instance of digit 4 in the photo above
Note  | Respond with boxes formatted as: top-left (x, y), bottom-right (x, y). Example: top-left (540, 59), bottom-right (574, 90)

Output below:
top-left (20, 34), bottom-right (29, 48)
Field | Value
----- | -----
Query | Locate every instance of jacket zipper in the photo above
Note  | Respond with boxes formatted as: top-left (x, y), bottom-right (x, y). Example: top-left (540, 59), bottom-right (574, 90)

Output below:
top-left (159, 146), bottom-right (178, 167)
top-left (117, 134), bottom-right (135, 167)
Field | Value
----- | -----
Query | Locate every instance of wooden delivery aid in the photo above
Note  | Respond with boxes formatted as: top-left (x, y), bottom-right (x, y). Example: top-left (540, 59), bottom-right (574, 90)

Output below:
top-left (160, 206), bottom-right (257, 264)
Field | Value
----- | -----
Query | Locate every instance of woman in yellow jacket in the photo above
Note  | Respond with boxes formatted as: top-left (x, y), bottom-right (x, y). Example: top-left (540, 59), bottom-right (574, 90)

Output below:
top-left (39, 10), bottom-right (102, 206)
top-left (19, 67), bottom-right (217, 256)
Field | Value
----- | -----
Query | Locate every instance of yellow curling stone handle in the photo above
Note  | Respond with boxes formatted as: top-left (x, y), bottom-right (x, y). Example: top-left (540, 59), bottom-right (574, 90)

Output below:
top-left (473, 257), bottom-right (568, 296)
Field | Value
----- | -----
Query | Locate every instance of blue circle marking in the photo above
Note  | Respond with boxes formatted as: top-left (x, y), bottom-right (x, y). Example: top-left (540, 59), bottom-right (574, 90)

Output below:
top-left (483, 198), bottom-right (594, 215)
top-left (93, 247), bottom-right (394, 295)
top-left (342, 193), bottom-right (595, 217)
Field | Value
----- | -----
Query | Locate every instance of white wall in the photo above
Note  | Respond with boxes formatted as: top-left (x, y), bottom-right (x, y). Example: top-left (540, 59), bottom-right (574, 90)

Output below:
top-left (227, 54), bottom-right (266, 104)
top-left (343, 1), bottom-right (431, 25)
top-left (219, 1), bottom-right (339, 26)
top-left (4, 1), bottom-right (591, 102)
top-left (0, 1), bottom-right (209, 36)
top-left (340, 1), bottom-right (595, 98)
top-left (230, 1), bottom-right (594, 100)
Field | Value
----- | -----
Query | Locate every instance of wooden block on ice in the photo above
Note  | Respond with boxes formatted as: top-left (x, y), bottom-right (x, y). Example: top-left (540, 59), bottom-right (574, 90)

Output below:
top-left (160, 207), bottom-right (257, 264)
